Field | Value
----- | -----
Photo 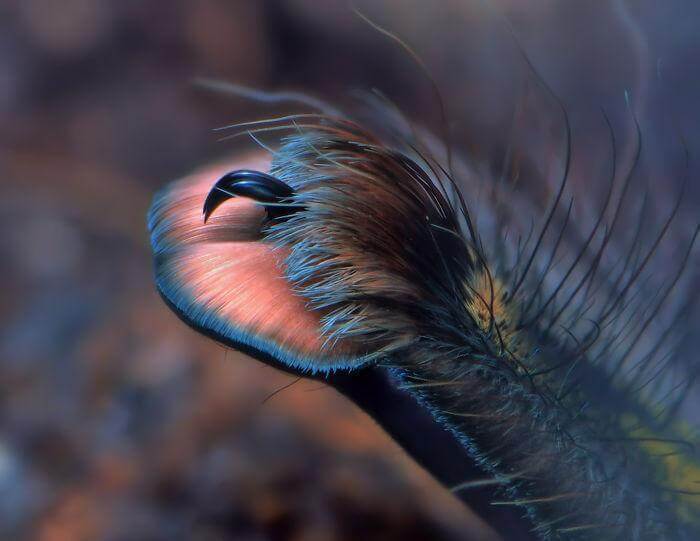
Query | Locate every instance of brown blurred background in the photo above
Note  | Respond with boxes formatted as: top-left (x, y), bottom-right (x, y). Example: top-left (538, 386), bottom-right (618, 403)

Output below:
top-left (1, 1), bottom-right (699, 540)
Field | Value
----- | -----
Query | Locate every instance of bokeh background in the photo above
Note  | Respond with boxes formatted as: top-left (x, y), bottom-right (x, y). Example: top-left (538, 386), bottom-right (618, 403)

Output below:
top-left (2, 1), bottom-right (699, 540)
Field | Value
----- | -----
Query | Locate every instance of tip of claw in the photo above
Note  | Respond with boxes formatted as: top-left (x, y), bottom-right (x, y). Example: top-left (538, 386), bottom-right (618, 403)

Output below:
top-left (202, 186), bottom-right (230, 224)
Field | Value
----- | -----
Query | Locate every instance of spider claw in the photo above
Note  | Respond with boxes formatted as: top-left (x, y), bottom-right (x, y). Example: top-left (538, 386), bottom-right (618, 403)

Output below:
top-left (203, 169), bottom-right (299, 223)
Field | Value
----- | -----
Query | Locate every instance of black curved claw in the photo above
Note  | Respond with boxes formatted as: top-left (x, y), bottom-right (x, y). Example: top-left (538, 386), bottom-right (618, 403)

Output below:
top-left (203, 169), bottom-right (302, 223)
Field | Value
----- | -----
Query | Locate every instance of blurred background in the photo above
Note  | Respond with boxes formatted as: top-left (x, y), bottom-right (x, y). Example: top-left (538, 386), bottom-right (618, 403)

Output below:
top-left (1, 1), bottom-right (699, 540)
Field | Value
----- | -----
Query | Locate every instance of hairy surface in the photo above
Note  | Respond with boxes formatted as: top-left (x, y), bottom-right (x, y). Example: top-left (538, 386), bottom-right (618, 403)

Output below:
top-left (254, 116), bottom-right (700, 539)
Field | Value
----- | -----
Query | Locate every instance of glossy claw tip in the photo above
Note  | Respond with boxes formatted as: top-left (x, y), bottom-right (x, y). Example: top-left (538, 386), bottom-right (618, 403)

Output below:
top-left (202, 169), bottom-right (299, 223)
